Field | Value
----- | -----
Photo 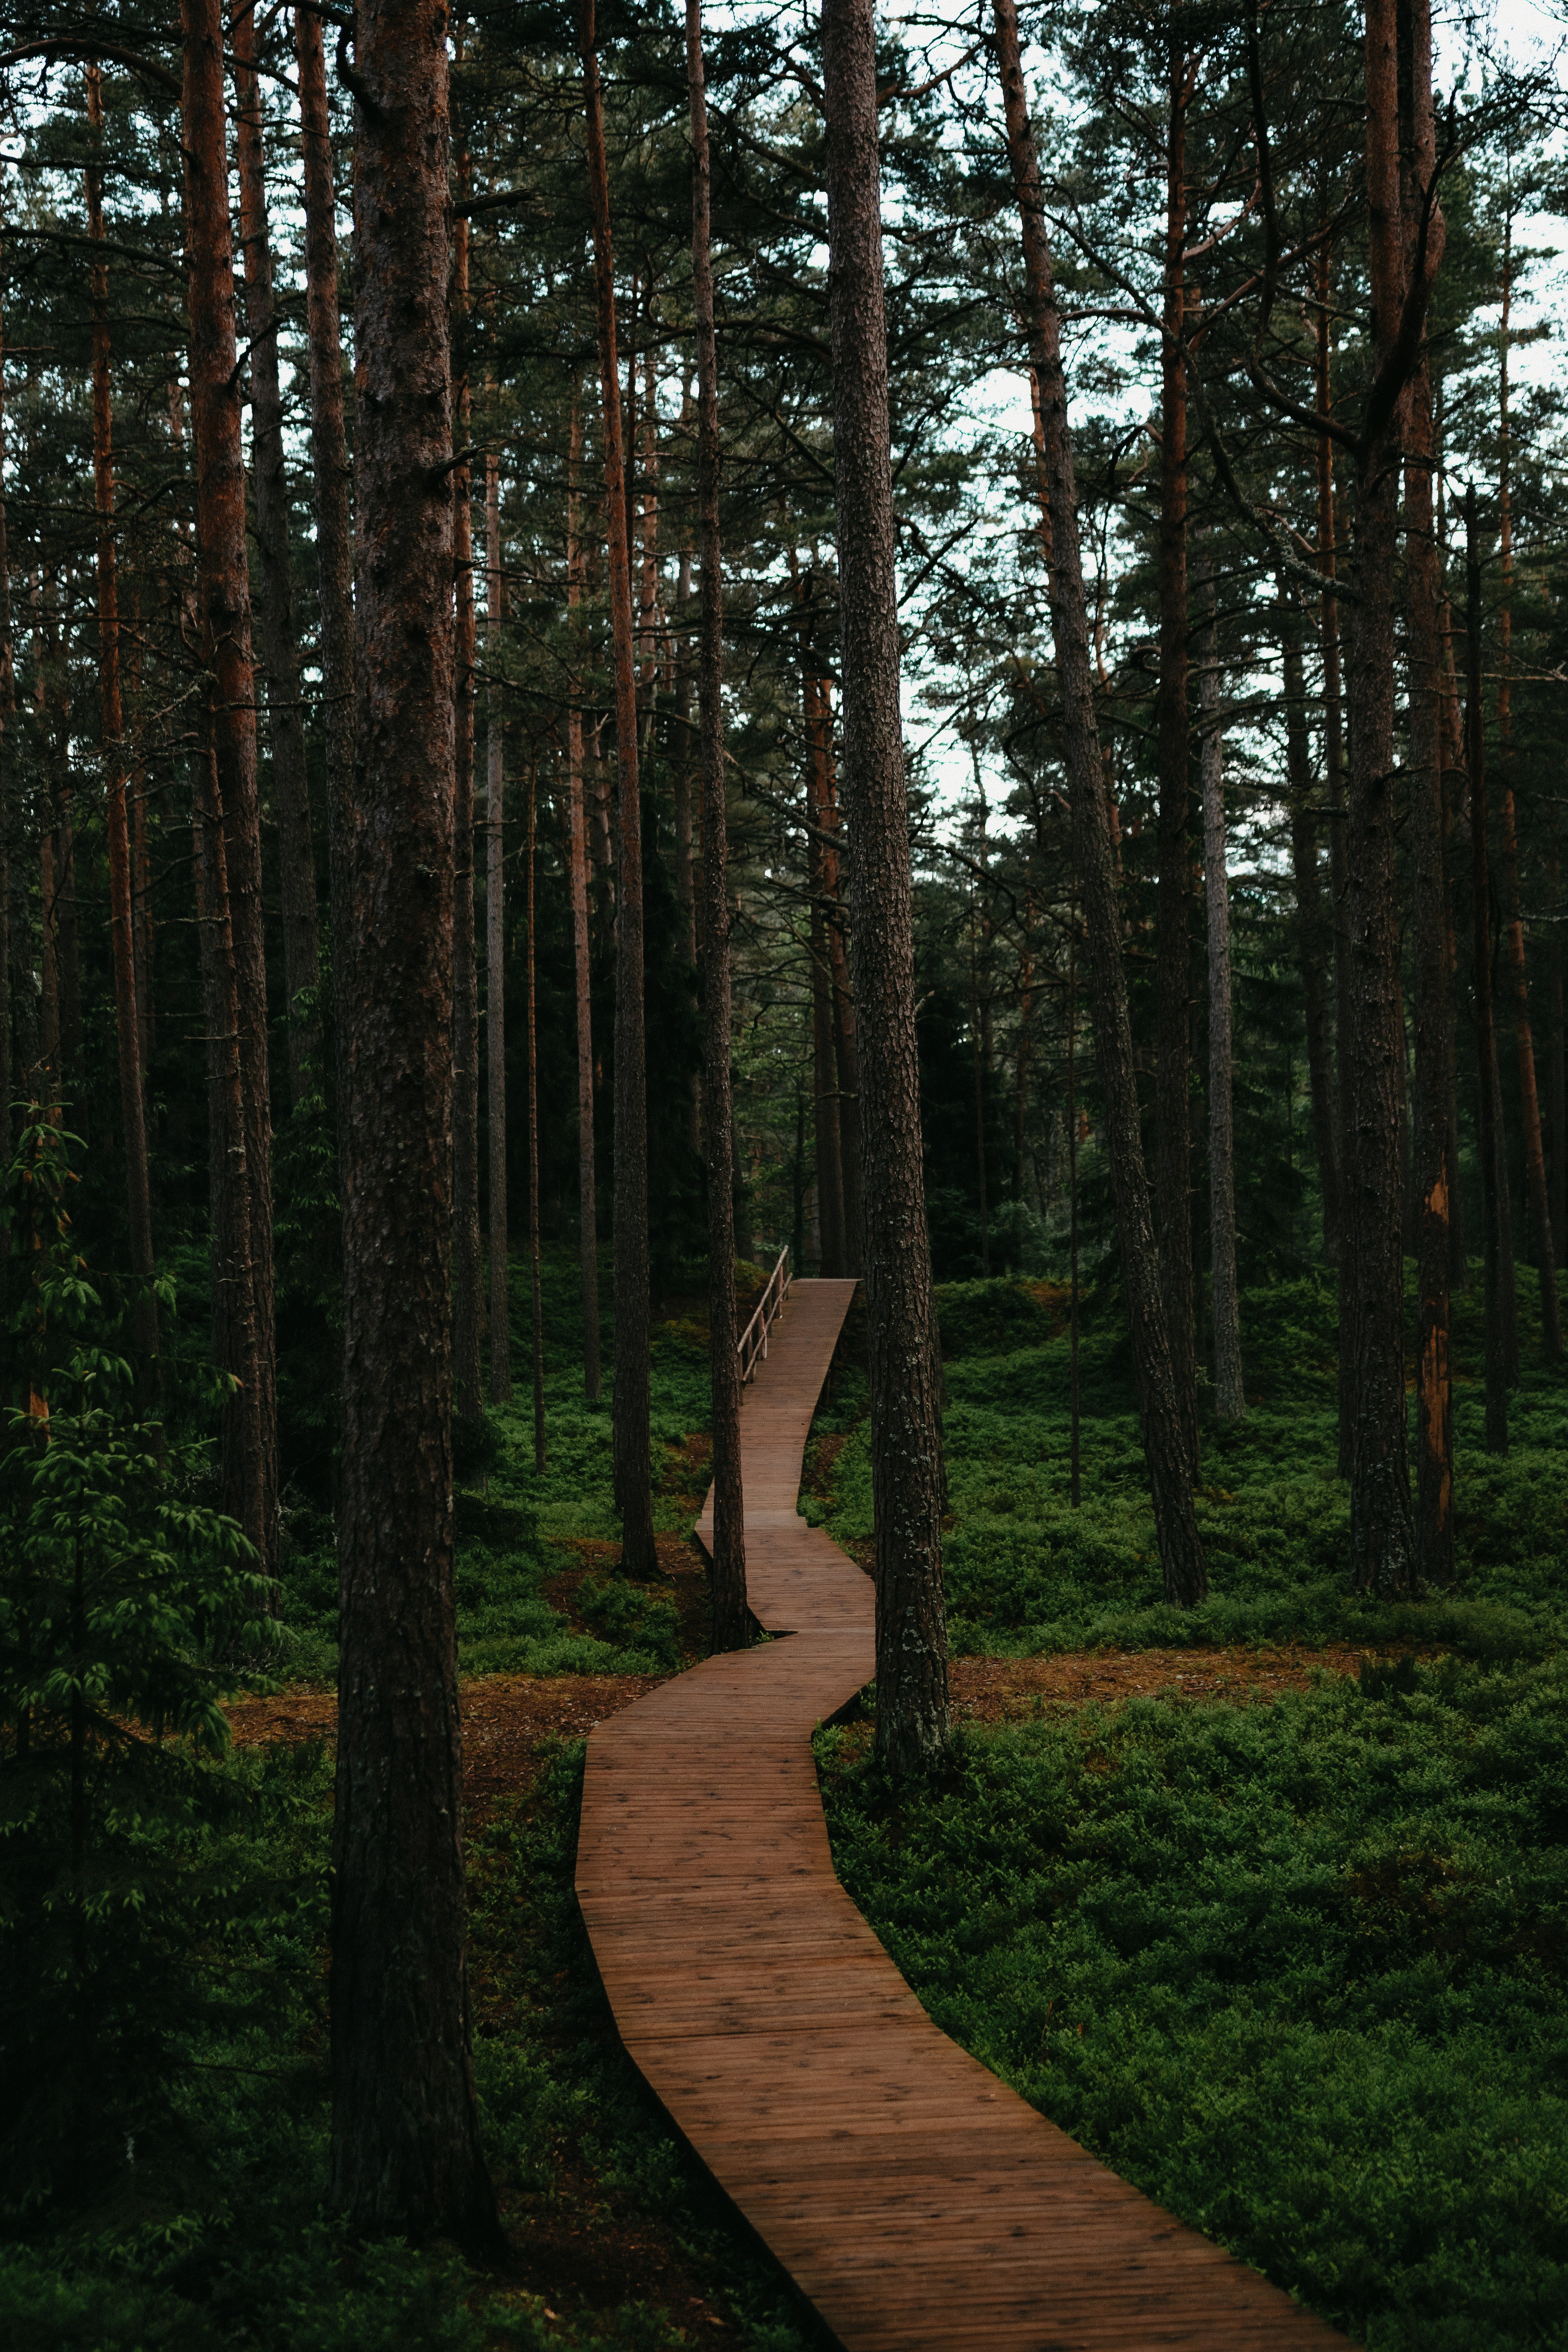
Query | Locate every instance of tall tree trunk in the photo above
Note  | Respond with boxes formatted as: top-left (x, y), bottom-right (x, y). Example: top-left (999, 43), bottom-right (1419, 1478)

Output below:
top-left (1279, 583), bottom-right (1340, 1259)
top-left (566, 395), bottom-right (602, 1402)
top-left (182, 0), bottom-right (276, 1574)
top-left (583, 0), bottom-right (656, 1577)
top-left (1153, 27), bottom-right (1198, 1471)
top-left (687, 0), bottom-right (747, 1651)
top-left (450, 112), bottom-right (483, 1425)
top-left (296, 0), bottom-right (354, 1070)
top-left (822, 0), bottom-right (950, 1765)
top-left (1317, 254), bottom-right (1357, 1475)
top-left (233, 11), bottom-right (320, 1105)
top-left (638, 335), bottom-right (661, 753)
top-left (525, 759), bottom-right (545, 1470)
top-left (1402, 30), bottom-right (1456, 1585)
top-left (1467, 490), bottom-right (1511, 1456)
top-left (484, 449), bottom-right (511, 1402)
top-left (1197, 553), bottom-right (1242, 1423)
top-left (672, 538), bottom-right (697, 967)
top-left (331, 0), bottom-right (497, 2250)
top-left (1341, 0), bottom-right (1431, 1596)
top-left (993, 0), bottom-right (1205, 1604)
top-left (86, 68), bottom-right (159, 1394)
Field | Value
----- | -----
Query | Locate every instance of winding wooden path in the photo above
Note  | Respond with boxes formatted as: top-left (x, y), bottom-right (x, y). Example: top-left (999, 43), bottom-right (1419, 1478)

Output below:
top-left (575, 1280), bottom-right (1347, 2349)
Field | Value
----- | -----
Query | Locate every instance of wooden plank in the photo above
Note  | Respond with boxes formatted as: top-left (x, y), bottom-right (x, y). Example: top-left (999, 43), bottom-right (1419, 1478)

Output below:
top-left (575, 1280), bottom-right (1351, 2349)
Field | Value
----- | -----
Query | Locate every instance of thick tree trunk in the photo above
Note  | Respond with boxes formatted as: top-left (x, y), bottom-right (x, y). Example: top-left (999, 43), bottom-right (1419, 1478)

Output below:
top-left (85, 69), bottom-right (159, 1394)
top-left (1279, 585), bottom-right (1341, 1260)
top-left (331, 0), bottom-right (497, 2250)
top-left (993, 0), bottom-right (1205, 1603)
top-left (233, 12), bottom-right (320, 1105)
top-left (182, 0), bottom-right (276, 1574)
top-left (296, 0), bottom-right (354, 1066)
top-left (1153, 31), bottom-right (1198, 1470)
top-left (484, 450), bottom-right (511, 1403)
top-left (823, 0), bottom-right (949, 1764)
top-left (688, 0), bottom-right (747, 1651)
top-left (1342, 0), bottom-right (1430, 1596)
top-left (450, 139), bottom-right (483, 1424)
top-left (566, 398), bottom-right (602, 1402)
top-left (583, 0), bottom-right (656, 1576)
top-left (1466, 491), bottom-right (1511, 1456)
top-left (1196, 554), bottom-right (1242, 1422)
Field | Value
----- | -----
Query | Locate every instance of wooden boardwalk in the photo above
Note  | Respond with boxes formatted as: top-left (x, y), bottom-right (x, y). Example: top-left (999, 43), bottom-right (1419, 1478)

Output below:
top-left (576, 1280), bottom-right (1347, 2349)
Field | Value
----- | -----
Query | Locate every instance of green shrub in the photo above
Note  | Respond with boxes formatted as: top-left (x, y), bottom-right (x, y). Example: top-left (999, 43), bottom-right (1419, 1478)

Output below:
top-left (820, 1656), bottom-right (1568, 2349)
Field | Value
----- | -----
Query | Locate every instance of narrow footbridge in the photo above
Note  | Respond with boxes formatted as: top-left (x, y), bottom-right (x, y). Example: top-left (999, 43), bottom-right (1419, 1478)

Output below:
top-left (575, 1278), bottom-right (1347, 2349)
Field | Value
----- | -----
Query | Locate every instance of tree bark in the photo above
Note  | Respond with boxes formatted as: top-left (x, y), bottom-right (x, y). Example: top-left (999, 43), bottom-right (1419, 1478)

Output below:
top-left (583, 0), bottom-right (656, 1577)
top-left (450, 110), bottom-right (483, 1425)
top-left (1342, 0), bottom-right (1430, 1595)
top-left (566, 395), bottom-right (602, 1402)
top-left (993, 0), bottom-right (1205, 1603)
top-left (823, 0), bottom-right (949, 1765)
top-left (296, 0), bottom-right (354, 1070)
top-left (233, 10), bottom-right (321, 1106)
top-left (1279, 584), bottom-right (1340, 1260)
top-left (85, 68), bottom-right (159, 1394)
top-left (484, 448), bottom-right (511, 1403)
top-left (687, 0), bottom-right (747, 1651)
top-left (1317, 254), bottom-right (1357, 1475)
top-left (182, 0), bottom-right (276, 1575)
top-left (1402, 24), bottom-right (1455, 1585)
top-left (1196, 552), bottom-right (1242, 1423)
top-left (1466, 490), bottom-right (1511, 1456)
top-left (1153, 28), bottom-right (1198, 1471)
top-left (331, 0), bottom-right (497, 2249)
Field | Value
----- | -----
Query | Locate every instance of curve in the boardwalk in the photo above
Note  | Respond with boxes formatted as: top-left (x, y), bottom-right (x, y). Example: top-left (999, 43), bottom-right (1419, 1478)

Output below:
top-left (575, 1279), bottom-right (1348, 2350)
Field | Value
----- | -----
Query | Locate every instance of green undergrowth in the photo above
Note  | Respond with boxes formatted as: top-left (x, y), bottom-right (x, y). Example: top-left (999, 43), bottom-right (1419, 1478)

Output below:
top-left (818, 1654), bottom-right (1568, 2350)
top-left (813, 1271), bottom-right (1568, 1658)
top-left (2, 1741), bottom-right (818, 2351)
top-left (273, 1257), bottom-right (715, 1687)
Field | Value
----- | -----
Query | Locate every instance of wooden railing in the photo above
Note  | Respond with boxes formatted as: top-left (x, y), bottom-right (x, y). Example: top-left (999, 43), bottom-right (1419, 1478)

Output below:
top-left (738, 1243), bottom-right (791, 1386)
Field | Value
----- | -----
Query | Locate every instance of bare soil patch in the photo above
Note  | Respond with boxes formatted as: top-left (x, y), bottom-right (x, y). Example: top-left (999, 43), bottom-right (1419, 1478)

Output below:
top-left (950, 1643), bottom-right (1413, 1724)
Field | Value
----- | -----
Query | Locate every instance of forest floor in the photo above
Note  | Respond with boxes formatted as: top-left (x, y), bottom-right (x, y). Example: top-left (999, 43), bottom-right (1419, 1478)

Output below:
top-left (13, 1260), bottom-right (1566, 2352)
